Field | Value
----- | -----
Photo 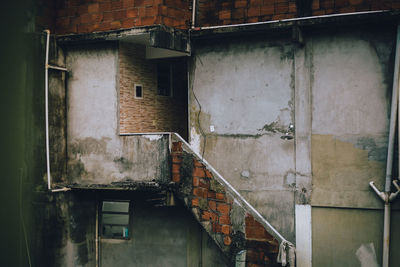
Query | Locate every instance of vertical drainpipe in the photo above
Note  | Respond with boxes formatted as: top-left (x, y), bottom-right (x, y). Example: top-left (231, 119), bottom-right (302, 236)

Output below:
top-left (370, 23), bottom-right (400, 267)
top-left (191, 0), bottom-right (197, 28)
top-left (44, 29), bottom-right (51, 190)
top-left (44, 29), bottom-right (69, 192)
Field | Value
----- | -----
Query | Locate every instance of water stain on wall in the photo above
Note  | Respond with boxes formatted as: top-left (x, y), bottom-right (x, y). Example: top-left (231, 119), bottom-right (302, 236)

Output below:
top-left (311, 134), bottom-right (386, 209)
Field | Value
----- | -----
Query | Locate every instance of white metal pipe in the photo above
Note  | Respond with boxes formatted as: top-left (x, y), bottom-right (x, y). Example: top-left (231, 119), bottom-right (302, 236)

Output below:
top-left (369, 182), bottom-right (386, 201)
top-left (44, 30), bottom-right (68, 191)
top-left (385, 24), bottom-right (400, 193)
top-left (191, 0), bottom-right (197, 28)
top-left (383, 203), bottom-right (390, 267)
top-left (194, 10), bottom-right (389, 31)
top-left (48, 64), bottom-right (68, 72)
top-left (44, 29), bottom-right (51, 190)
top-left (51, 187), bottom-right (71, 193)
top-left (96, 199), bottom-right (99, 267)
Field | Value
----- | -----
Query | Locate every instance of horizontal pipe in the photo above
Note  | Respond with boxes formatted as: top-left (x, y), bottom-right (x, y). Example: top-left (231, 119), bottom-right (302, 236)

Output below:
top-left (51, 187), bottom-right (71, 193)
top-left (195, 10), bottom-right (389, 30)
top-left (119, 132), bottom-right (171, 136)
top-left (47, 64), bottom-right (68, 72)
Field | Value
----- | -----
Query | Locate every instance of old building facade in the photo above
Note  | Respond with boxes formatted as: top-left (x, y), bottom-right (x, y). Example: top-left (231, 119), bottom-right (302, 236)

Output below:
top-left (15, 0), bottom-right (400, 266)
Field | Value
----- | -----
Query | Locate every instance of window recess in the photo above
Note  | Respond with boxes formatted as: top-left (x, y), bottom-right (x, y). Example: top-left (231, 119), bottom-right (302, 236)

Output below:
top-left (101, 200), bottom-right (130, 239)
top-left (157, 63), bottom-right (172, 97)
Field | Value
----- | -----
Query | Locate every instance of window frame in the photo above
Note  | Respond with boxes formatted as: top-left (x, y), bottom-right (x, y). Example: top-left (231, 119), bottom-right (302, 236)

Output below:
top-left (100, 199), bottom-right (131, 240)
top-left (134, 84), bottom-right (143, 99)
top-left (157, 63), bottom-right (173, 97)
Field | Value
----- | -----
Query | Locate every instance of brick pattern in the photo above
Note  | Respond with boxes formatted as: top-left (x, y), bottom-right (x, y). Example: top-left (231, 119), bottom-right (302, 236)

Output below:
top-left (35, 0), bottom-right (400, 34)
top-left (171, 141), bottom-right (280, 266)
top-left (119, 43), bottom-right (187, 136)
top-left (42, 0), bottom-right (191, 34)
top-left (245, 214), bottom-right (279, 267)
top-left (196, 0), bottom-right (400, 27)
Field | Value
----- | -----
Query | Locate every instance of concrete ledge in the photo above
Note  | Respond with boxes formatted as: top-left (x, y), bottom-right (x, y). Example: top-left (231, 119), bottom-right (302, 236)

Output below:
top-left (57, 25), bottom-right (190, 53)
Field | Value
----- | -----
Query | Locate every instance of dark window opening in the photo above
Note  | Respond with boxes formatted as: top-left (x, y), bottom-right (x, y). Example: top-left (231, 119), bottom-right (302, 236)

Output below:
top-left (135, 84), bottom-right (143, 99)
top-left (101, 200), bottom-right (130, 239)
top-left (157, 63), bottom-right (172, 96)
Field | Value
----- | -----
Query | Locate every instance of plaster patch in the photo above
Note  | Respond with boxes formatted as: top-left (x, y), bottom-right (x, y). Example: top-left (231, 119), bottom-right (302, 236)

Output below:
top-left (311, 134), bottom-right (385, 208)
top-left (143, 134), bottom-right (163, 141)
top-left (190, 127), bottom-right (201, 154)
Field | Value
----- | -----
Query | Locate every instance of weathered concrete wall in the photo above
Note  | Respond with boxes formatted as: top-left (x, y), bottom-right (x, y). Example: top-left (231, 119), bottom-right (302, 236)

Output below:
top-left (190, 35), bottom-right (296, 242)
top-left (312, 207), bottom-right (400, 267)
top-left (309, 25), bottom-right (400, 267)
top-left (190, 24), bottom-right (400, 266)
top-left (66, 43), bottom-right (170, 185)
top-left (310, 27), bottom-right (394, 209)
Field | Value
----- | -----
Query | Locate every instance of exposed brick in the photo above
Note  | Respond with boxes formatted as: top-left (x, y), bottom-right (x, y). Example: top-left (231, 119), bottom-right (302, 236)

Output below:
top-left (275, 2), bottom-right (289, 13)
top-left (250, 0), bottom-right (263, 6)
top-left (216, 193), bottom-right (225, 200)
top-left (192, 197), bottom-right (199, 207)
top-left (208, 200), bottom-right (217, 210)
top-left (172, 155), bottom-right (182, 164)
top-left (288, 2), bottom-right (297, 12)
top-left (193, 176), bottom-right (199, 186)
top-left (172, 142), bottom-right (182, 152)
top-left (207, 191), bottom-right (216, 199)
top-left (111, 1), bottom-right (124, 10)
top-left (338, 6), bottom-right (356, 12)
top-left (335, 0), bottom-right (349, 8)
top-left (260, 5), bottom-right (274, 15)
top-left (232, 8), bottom-right (245, 19)
top-left (205, 169), bottom-right (213, 178)
top-left (247, 6), bottom-right (261, 17)
top-left (88, 3), bottom-right (99, 13)
top-left (213, 222), bottom-right (222, 233)
top-left (221, 224), bottom-right (231, 235)
top-left (172, 172), bottom-right (180, 182)
top-left (103, 11), bottom-right (113, 21)
top-left (193, 187), bottom-right (207, 198)
top-left (198, 178), bottom-right (209, 189)
top-left (219, 215), bottom-right (230, 224)
top-left (235, 0), bottom-right (248, 8)
top-left (219, 10), bottom-right (231, 20)
top-left (224, 235), bottom-right (232, 246)
top-left (312, 9), bottom-right (326, 15)
top-left (123, 0), bottom-right (135, 8)
top-left (193, 167), bottom-right (206, 177)
top-left (202, 211), bottom-right (218, 222)
top-left (312, 0), bottom-right (320, 10)
top-left (320, 0), bottom-right (334, 9)
top-left (172, 163), bottom-right (180, 174)
top-left (99, 2), bottom-right (112, 12)
top-left (217, 203), bottom-right (230, 214)
top-left (193, 159), bottom-right (203, 167)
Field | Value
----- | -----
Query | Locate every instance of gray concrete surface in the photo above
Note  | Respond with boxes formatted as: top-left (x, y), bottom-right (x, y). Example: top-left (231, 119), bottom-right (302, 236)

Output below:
top-left (65, 43), bottom-right (170, 185)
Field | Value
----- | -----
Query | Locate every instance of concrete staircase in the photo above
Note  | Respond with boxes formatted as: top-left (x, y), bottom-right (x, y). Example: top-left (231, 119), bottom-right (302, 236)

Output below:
top-left (169, 133), bottom-right (295, 267)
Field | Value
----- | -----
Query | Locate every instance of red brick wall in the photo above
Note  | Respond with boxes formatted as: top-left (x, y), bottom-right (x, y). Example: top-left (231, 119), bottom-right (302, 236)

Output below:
top-left (51, 0), bottom-right (191, 34)
top-left (119, 43), bottom-right (187, 136)
top-left (35, 0), bottom-right (400, 34)
top-left (171, 141), bottom-right (280, 266)
top-left (197, 0), bottom-right (400, 27)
